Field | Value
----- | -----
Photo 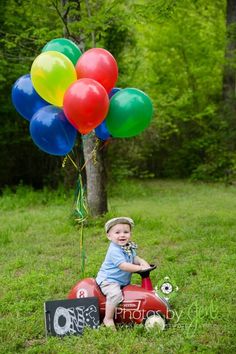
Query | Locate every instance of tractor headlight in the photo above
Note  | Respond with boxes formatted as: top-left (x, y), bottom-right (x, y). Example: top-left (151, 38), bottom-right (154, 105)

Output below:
top-left (161, 282), bottom-right (173, 294)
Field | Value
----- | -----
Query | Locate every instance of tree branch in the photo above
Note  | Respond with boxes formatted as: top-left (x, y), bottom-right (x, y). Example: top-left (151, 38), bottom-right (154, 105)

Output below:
top-left (51, 0), bottom-right (71, 37)
top-left (84, 0), bottom-right (96, 47)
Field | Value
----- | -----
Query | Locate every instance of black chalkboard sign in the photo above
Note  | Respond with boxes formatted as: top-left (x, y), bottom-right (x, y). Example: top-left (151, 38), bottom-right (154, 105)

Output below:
top-left (44, 297), bottom-right (100, 336)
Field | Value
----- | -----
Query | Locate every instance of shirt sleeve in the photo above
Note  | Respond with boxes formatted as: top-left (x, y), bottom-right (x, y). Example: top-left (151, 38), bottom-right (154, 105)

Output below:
top-left (109, 246), bottom-right (127, 267)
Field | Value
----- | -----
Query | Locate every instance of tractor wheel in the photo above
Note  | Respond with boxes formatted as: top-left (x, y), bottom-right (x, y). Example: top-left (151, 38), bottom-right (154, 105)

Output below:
top-left (144, 314), bottom-right (166, 330)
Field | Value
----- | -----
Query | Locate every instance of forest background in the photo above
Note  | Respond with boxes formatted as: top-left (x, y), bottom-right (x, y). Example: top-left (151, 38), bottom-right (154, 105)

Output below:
top-left (0, 0), bottom-right (235, 192)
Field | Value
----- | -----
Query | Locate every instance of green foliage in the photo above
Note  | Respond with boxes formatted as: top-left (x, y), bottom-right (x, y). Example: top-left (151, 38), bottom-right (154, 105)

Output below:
top-left (0, 183), bottom-right (73, 210)
top-left (0, 0), bottom-right (64, 189)
top-left (0, 180), bottom-right (236, 353)
top-left (107, 0), bottom-right (233, 181)
top-left (0, 0), bottom-right (235, 186)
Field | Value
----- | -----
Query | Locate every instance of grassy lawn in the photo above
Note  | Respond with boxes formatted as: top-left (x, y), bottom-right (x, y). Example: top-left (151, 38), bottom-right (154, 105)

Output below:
top-left (0, 180), bottom-right (235, 353)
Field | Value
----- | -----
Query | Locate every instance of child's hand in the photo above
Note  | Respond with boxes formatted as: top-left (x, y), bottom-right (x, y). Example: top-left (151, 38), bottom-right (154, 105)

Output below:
top-left (133, 256), bottom-right (151, 269)
top-left (139, 260), bottom-right (150, 268)
top-left (139, 265), bottom-right (150, 271)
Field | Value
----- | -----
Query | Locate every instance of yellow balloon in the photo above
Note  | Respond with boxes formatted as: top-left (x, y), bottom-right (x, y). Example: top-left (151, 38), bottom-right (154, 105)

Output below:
top-left (31, 51), bottom-right (77, 107)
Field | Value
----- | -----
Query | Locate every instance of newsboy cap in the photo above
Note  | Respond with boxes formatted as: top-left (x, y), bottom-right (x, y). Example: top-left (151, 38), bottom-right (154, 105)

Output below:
top-left (105, 217), bottom-right (134, 233)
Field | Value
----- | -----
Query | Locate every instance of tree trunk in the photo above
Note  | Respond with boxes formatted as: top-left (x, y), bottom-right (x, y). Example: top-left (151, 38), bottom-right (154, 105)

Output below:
top-left (81, 0), bottom-right (108, 215)
top-left (223, 0), bottom-right (236, 101)
top-left (59, 0), bottom-right (108, 216)
top-left (82, 133), bottom-right (108, 216)
top-left (59, 0), bottom-right (84, 188)
top-left (222, 0), bottom-right (236, 151)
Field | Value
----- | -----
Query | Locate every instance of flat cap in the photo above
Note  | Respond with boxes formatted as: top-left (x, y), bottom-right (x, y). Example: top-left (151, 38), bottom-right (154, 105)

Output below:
top-left (105, 217), bottom-right (134, 233)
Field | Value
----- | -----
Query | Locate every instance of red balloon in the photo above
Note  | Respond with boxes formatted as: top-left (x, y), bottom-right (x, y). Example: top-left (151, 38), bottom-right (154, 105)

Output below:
top-left (75, 48), bottom-right (118, 93)
top-left (63, 78), bottom-right (109, 135)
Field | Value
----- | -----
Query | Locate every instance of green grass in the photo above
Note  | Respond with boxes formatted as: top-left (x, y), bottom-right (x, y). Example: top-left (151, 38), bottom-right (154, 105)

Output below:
top-left (0, 180), bottom-right (236, 353)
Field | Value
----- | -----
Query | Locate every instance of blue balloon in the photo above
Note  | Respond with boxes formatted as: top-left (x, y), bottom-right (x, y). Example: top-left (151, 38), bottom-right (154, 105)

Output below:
top-left (12, 74), bottom-right (49, 121)
top-left (95, 120), bottom-right (111, 141)
top-left (108, 87), bottom-right (121, 99)
top-left (30, 106), bottom-right (77, 156)
top-left (95, 88), bottom-right (121, 140)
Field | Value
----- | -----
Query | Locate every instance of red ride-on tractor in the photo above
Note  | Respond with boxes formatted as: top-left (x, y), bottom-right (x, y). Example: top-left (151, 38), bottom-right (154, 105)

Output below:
top-left (68, 265), bottom-right (171, 330)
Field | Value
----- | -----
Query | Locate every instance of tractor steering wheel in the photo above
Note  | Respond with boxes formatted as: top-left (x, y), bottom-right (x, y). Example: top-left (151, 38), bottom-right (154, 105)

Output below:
top-left (135, 264), bottom-right (156, 276)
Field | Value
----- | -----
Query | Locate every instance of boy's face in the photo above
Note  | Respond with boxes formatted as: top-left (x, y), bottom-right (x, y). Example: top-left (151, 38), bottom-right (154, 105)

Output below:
top-left (107, 223), bottom-right (131, 246)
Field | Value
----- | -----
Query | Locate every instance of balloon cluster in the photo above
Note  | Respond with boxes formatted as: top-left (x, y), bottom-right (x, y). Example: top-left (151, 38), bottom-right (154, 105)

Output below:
top-left (12, 38), bottom-right (153, 156)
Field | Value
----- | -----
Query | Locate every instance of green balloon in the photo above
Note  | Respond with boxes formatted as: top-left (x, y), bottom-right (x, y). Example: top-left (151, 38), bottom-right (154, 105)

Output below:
top-left (106, 88), bottom-right (153, 138)
top-left (42, 38), bottom-right (82, 66)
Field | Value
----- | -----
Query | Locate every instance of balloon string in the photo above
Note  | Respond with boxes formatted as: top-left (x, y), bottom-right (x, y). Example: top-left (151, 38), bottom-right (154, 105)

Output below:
top-left (74, 172), bottom-right (88, 278)
top-left (61, 137), bottom-right (111, 279)
top-left (62, 155), bottom-right (68, 168)
top-left (62, 136), bottom-right (111, 172)
top-left (80, 222), bottom-right (85, 278)
top-left (61, 154), bottom-right (87, 278)
top-left (68, 154), bottom-right (79, 171)
top-left (75, 137), bottom-right (110, 277)
top-left (80, 137), bottom-right (99, 171)
top-left (62, 154), bottom-right (78, 171)
top-left (80, 137), bottom-right (110, 171)
top-left (74, 173), bottom-right (88, 222)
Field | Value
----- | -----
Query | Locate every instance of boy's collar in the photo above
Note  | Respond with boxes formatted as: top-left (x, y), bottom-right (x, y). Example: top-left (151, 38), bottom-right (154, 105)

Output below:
top-left (110, 241), bottom-right (137, 248)
top-left (121, 241), bottom-right (138, 255)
